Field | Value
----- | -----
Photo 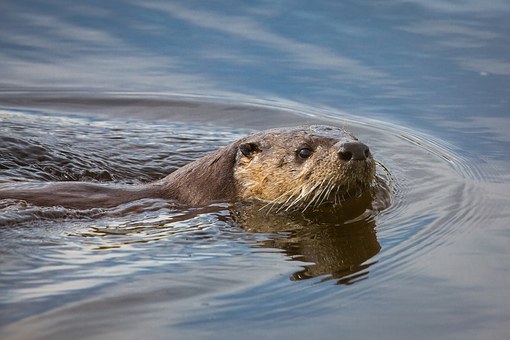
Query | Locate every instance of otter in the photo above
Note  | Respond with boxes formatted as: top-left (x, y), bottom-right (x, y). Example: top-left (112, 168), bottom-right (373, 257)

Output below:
top-left (0, 125), bottom-right (375, 211)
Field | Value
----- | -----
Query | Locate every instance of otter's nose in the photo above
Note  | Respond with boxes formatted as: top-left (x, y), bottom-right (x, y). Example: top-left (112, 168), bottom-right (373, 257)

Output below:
top-left (337, 141), bottom-right (371, 161)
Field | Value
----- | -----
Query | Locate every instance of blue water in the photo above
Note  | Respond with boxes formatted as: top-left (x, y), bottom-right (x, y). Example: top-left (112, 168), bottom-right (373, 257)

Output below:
top-left (1, 1), bottom-right (509, 339)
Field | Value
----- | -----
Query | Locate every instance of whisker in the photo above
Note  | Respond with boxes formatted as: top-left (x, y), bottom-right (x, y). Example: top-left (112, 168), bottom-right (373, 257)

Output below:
top-left (288, 180), bottom-right (323, 212)
top-left (302, 179), bottom-right (328, 212)
top-left (257, 168), bottom-right (368, 213)
top-left (302, 186), bottom-right (321, 212)
top-left (313, 177), bottom-right (337, 208)
top-left (316, 179), bottom-right (336, 208)
top-left (261, 187), bottom-right (301, 213)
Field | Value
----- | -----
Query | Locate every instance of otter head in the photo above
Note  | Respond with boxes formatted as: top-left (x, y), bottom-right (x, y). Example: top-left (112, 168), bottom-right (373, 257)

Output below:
top-left (233, 125), bottom-right (376, 211)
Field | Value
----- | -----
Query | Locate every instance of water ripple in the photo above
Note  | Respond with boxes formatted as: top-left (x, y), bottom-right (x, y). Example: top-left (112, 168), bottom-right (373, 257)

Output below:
top-left (0, 98), bottom-right (501, 329)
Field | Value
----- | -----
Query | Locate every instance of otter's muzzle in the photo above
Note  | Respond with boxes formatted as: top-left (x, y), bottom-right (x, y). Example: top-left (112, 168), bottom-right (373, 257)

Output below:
top-left (336, 141), bottom-right (371, 161)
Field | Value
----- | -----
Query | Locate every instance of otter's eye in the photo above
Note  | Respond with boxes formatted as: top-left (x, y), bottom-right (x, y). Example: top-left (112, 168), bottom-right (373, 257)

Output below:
top-left (297, 147), bottom-right (313, 160)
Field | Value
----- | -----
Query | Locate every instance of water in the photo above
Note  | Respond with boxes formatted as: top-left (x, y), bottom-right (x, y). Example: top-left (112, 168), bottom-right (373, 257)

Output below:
top-left (1, 1), bottom-right (510, 340)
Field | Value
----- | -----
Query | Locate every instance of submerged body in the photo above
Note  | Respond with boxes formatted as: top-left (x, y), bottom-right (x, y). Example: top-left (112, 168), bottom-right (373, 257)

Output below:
top-left (0, 125), bottom-right (375, 211)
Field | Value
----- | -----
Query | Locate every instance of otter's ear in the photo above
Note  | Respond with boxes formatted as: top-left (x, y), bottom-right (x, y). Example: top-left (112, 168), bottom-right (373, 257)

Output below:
top-left (239, 142), bottom-right (261, 158)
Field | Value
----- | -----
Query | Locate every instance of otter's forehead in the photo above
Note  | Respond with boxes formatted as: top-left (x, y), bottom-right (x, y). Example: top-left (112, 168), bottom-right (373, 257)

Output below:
top-left (260, 125), bottom-right (357, 146)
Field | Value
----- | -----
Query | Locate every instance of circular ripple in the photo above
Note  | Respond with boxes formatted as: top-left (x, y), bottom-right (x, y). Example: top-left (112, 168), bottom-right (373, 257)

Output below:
top-left (0, 97), bottom-right (501, 327)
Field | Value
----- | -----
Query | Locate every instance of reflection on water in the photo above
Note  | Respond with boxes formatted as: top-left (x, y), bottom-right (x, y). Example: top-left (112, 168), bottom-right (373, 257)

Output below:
top-left (1, 99), bottom-right (504, 339)
top-left (233, 180), bottom-right (390, 283)
top-left (0, 107), bottom-right (390, 286)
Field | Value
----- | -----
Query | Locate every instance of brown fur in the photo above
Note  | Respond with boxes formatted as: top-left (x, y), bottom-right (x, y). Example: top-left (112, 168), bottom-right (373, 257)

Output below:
top-left (233, 126), bottom-right (375, 211)
top-left (0, 125), bottom-right (375, 210)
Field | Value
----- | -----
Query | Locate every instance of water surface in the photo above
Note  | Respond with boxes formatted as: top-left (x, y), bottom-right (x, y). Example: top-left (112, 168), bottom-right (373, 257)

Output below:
top-left (1, 1), bottom-right (510, 340)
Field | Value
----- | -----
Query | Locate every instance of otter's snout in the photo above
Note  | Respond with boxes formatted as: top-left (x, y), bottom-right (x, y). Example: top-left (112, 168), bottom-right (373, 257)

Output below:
top-left (336, 141), bottom-right (371, 161)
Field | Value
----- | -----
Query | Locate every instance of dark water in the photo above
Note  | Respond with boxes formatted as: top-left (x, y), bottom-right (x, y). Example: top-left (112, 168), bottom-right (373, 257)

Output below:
top-left (1, 1), bottom-right (510, 340)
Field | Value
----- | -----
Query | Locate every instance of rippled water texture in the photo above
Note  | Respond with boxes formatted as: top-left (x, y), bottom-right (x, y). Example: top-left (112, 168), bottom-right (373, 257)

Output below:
top-left (0, 95), bottom-right (507, 340)
top-left (1, 1), bottom-right (510, 339)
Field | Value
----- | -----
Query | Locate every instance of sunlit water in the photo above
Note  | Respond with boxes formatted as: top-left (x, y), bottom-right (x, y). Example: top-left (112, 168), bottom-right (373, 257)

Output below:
top-left (1, 0), bottom-right (510, 339)
top-left (1, 95), bottom-right (506, 340)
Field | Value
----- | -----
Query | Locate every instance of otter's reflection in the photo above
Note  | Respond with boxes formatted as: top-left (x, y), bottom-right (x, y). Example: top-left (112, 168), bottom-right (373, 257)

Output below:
top-left (231, 190), bottom-right (381, 284)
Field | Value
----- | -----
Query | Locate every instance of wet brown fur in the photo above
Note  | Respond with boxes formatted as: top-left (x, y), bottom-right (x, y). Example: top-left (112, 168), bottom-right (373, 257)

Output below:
top-left (0, 125), bottom-right (375, 210)
top-left (234, 126), bottom-right (375, 211)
